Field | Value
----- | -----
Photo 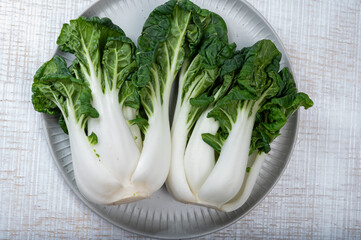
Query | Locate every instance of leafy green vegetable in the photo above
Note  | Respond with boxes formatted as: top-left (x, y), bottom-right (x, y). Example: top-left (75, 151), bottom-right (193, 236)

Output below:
top-left (129, 0), bottom-right (216, 191)
top-left (166, 10), bottom-right (245, 201)
top-left (32, 0), bottom-right (313, 212)
top-left (33, 17), bottom-right (147, 205)
top-left (32, 56), bottom-right (98, 129)
top-left (166, 38), bottom-right (313, 212)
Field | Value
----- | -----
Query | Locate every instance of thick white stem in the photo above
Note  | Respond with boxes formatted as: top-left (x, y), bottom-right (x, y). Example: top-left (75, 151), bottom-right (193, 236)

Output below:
top-left (82, 46), bottom-right (140, 183)
top-left (131, 102), bottom-right (171, 194)
top-left (67, 114), bottom-right (147, 205)
top-left (221, 152), bottom-right (266, 212)
top-left (198, 106), bottom-right (256, 207)
top-left (166, 104), bottom-right (195, 202)
top-left (87, 90), bottom-right (140, 183)
top-left (184, 109), bottom-right (219, 195)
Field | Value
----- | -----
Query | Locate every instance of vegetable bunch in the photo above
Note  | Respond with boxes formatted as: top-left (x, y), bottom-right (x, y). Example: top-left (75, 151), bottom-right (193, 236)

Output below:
top-left (32, 0), bottom-right (312, 211)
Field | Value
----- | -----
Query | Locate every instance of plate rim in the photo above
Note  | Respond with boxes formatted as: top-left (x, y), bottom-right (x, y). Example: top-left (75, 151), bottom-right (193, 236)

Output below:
top-left (41, 0), bottom-right (300, 238)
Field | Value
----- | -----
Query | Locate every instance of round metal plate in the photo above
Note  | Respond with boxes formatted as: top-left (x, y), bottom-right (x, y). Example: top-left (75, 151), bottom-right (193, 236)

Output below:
top-left (43, 0), bottom-right (299, 238)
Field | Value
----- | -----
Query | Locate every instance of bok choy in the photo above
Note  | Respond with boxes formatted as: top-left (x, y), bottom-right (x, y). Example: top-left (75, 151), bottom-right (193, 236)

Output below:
top-left (166, 39), bottom-right (313, 211)
top-left (33, 17), bottom-right (146, 204)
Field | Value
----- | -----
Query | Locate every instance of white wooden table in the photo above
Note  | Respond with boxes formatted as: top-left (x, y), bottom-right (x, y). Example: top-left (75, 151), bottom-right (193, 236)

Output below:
top-left (0, 0), bottom-right (360, 239)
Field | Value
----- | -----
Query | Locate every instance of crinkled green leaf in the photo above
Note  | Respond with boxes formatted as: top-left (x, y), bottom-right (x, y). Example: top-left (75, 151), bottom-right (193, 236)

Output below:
top-left (119, 80), bottom-right (140, 109)
top-left (57, 16), bottom-right (125, 93)
top-left (135, 0), bottom-right (206, 121)
top-left (32, 56), bottom-right (98, 132)
top-left (102, 36), bottom-right (138, 91)
top-left (249, 68), bottom-right (314, 154)
top-left (203, 40), bottom-right (286, 153)
top-left (189, 93), bottom-right (214, 107)
top-left (236, 39), bottom-right (282, 97)
top-left (57, 16), bottom-right (124, 55)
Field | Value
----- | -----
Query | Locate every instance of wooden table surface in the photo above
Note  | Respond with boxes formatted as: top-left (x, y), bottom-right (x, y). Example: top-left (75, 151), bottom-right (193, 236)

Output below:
top-left (0, 0), bottom-right (360, 239)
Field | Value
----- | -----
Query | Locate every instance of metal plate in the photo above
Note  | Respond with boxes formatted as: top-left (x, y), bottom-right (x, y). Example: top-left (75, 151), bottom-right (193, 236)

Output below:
top-left (43, 0), bottom-right (299, 238)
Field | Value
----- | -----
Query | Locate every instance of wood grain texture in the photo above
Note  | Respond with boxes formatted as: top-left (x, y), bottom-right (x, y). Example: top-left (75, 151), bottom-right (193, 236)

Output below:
top-left (0, 0), bottom-right (360, 239)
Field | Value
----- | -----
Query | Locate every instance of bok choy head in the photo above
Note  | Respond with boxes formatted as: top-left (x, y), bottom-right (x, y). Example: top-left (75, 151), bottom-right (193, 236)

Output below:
top-left (128, 0), bottom-right (220, 191)
top-left (32, 17), bottom-right (148, 205)
top-left (166, 39), bottom-right (313, 212)
top-left (166, 10), bottom-right (245, 202)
